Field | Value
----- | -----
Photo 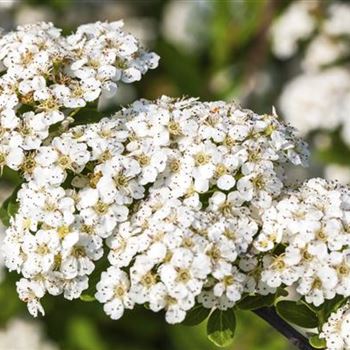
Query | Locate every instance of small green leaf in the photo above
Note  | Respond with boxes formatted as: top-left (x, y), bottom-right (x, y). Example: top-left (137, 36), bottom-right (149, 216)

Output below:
top-left (0, 186), bottom-right (20, 227)
top-left (80, 294), bottom-right (96, 302)
top-left (7, 198), bottom-right (19, 218)
top-left (237, 294), bottom-right (275, 310)
top-left (207, 309), bottom-right (236, 347)
top-left (0, 202), bottom-right (8, 227)
top-left (182, 304), bottom-right (211, 326)
top-left (309, 335), bottom-right (326, 349)
top-left (276, 301), bottom-right (319, 328)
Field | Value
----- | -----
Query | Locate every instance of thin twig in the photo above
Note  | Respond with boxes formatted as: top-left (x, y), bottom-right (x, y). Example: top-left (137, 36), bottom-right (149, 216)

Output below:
top-left (253, 307), bottom-right (315, 350)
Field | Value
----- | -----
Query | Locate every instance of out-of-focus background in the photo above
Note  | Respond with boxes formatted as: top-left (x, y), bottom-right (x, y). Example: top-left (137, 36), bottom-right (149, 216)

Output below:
top-left (1, 0), bottom-right (350, 349)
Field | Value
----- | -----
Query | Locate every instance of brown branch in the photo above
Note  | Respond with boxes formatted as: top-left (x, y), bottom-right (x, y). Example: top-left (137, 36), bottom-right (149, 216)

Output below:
top-left (253, 307), bottom-right (315, 350)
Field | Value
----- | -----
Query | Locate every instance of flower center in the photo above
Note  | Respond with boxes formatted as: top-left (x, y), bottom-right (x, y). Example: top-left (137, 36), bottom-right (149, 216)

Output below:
top-left (195, 152), bottom-right (210, 166)
top-left (168, 121), bottom-right (182, 136)
top-left (94, 201), bottom-right (109, 215)
top-left (114, 285), bottom-right (126, 298)
top-left (137, 153), bottom-right (150, 167)
top-left (169, 159), bottom-right (181, 173)
top-left (176, 268), bottom-right (191, 283)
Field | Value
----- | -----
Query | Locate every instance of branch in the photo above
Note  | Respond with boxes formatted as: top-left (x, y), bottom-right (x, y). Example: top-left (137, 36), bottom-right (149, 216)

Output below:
top-left (253, 307), bottom-right (315, 350)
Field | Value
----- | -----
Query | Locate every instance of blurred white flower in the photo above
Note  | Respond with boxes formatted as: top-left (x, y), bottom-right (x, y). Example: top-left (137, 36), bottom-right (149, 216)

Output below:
top-left (270, 0), bottom-right (318, 59)
top-left (162, 0), bottom-right (209, 51)
top-left (279, 68), bottom-right (350, 138)
top-left (15, 5), bottom-right (54, 26)
top-left (303, 35), bottom-right (349, 72)
top-left (0, 0), bottom-right (17, 10)
top-left (0, 318), bottom-right (59, 350)
top-left (325, 164), bottom-right (350, 185)
top-left (324, 3), bottom-right (350, 36)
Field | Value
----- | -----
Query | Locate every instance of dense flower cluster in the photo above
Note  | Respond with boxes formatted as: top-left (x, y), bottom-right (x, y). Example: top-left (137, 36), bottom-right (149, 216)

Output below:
top-left (3, 96), bottom-right (308, 322)
top-left (0, 21), bottom-right (159, 173)
top-left (257, 178), bottom-right (350, 306)
top-left (320, 302), bottom-right (350, 350)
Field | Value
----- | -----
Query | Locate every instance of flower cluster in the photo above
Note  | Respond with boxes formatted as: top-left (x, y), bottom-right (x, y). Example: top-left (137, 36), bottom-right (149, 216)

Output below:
top-left (270, 0), bottom-right (317, 59)
top-left (320, 302), bottom-right (350, 350)
top-left (257, 178), bottom-right (350, 306)
top-left (0, 21), bottom-right (159, 173)
top-left (3, 96), bottom-right (308, 322)
top-left (271, 1), bottom-right (350, 65)
top-left (272, 1), bottom-right (350, 145)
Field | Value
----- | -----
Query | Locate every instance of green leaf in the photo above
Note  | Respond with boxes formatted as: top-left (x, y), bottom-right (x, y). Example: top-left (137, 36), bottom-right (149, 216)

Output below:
top-left (80, 294), bottom-right (96, 302)
top-left (182, 304), bottom-right (211, 326)
top-left (276, 301), bottom-right (319, 329)
top-left (207, 309), bottom-right (236, 347)
top-left (71, 107), bottom-right (103, 127)
top-left (315, 129), bottom-right (350, 166)
top-left (237, 294), bottom-right (275, 310)
top-left (309, 335), bottom-right (326, 349)
top-left (0, 186), bottom-right (20, 227)
top-left (0, 202), bottom-right (9, 227)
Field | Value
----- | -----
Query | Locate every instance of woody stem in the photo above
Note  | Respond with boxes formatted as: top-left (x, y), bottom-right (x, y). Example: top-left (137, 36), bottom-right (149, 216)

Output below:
top-left (253, 307), bottom-right (315, 350)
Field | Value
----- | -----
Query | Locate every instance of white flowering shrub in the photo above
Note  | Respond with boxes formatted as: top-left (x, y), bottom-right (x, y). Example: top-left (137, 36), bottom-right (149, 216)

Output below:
top-left (1, 20), bottom-right (350, 350)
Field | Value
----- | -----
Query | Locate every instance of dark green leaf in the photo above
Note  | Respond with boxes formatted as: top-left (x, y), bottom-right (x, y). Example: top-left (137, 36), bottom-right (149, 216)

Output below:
top-left (309, 335), bottom-right (326, 349)
top-left (322, 295), bottom-right (348, 319)
top-left (207, 309), bottom-right (236, 347)
top-left (276, 288), bottom-right (289, 298)
top-left (182, 304), bottom-right (211, 326)
top-left (71, 108), bottom-right (103, 127)
top-left (276, 301), bottom-right (319, 328)
top-left (237, 294), bottom-right (275, 310)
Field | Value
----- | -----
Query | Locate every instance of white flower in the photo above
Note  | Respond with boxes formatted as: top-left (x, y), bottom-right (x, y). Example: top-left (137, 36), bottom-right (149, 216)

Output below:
top-left (95, 266), bottom-right (134, 320)
top-left (16, 278), bottom-right (45, 317)
top-left (159, 247), bottom-right (210, 300)
top-left (60, 233), bottom-right (103, 279)
top-left (270, 0), bottom-right (317, 59)
top-left (106, 222), bottom-right (140, 267)
top-left (212, 264), bottom-right (246, 302)
top-left (21, 230), bottom-right (60, 278)
top-left (320, 302), bottom-right (350, 350)
top-left (78, 188), bottom-right (128, 238)
top-left (197, 290), bottom-right (235, 311)
top-left (148, 282), bottom-right (194, 324)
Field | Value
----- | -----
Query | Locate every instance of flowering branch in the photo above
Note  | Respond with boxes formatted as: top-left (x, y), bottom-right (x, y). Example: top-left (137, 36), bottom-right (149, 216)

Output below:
top-left (0, 19), bottom-right (350, 350)
top-left (254, 307), bottom-right (315, 350)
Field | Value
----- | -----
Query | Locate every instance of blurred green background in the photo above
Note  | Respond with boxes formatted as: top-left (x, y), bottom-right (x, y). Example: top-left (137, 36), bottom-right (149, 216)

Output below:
top-left (2, 0), bottom-right (350, 348)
